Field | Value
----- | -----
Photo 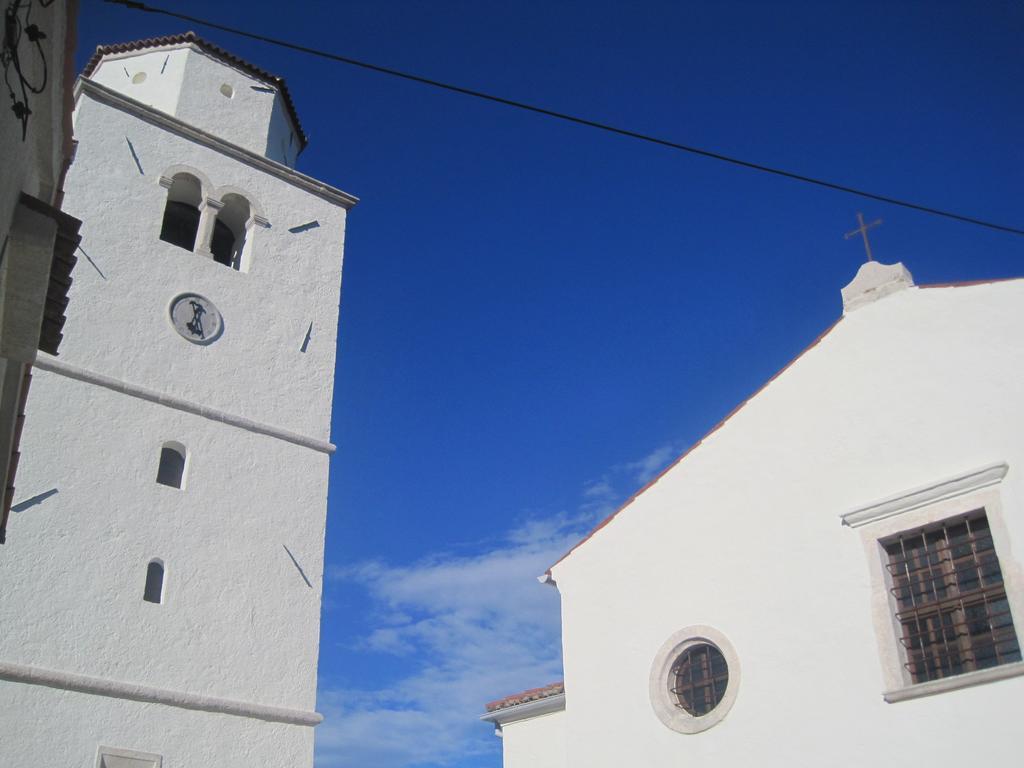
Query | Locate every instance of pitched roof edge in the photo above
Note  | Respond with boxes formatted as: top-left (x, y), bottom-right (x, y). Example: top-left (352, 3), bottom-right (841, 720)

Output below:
top-left (917, 275), bottom-right (1024, 290)
top-left (82, 31), bottom-right (308, 149)
top-left (543, 275), bottom-right (1024, 578)
top-left (544, 315), bottom-right (845, 578)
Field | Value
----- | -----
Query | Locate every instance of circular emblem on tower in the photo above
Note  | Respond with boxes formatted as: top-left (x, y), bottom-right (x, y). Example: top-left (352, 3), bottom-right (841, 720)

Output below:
top-left (169, 293), bottom-right (223, 345)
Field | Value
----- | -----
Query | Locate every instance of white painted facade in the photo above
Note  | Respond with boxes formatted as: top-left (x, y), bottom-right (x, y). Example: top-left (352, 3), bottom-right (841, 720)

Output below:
top-left (500, 709), bottom-right (567, 768)
top-left (492, 267), bottom-right (1024, 767)
top-left (482, 692), bottom-right (567, 768)
top-left (0, 37), bottom-right (354, 768)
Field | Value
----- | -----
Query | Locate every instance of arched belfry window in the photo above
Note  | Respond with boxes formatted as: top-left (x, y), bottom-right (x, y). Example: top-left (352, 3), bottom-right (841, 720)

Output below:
top-left (156, 441), bottom-right (186, 489)
top-left (159, 173), bottom-right (202, 251)
top-left (143, 560), bottom-right (165, 604)
top-left (210, 194), bottom-right (251, 269)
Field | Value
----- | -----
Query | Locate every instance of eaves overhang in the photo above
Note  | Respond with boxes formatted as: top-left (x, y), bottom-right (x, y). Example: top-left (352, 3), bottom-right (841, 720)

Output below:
top-left (479, 692), bottom-right (566, 729)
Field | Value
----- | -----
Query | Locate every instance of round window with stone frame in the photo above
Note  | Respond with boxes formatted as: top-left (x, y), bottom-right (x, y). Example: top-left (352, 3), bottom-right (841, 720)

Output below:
top-left (649, 626), bottom-right (740, 734)
top-left (671, 642), bottom-right (729, 716)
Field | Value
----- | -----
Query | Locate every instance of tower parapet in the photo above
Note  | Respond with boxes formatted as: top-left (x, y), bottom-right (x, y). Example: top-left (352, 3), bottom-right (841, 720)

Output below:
top-left (84, 32), bottom-right (306, 167)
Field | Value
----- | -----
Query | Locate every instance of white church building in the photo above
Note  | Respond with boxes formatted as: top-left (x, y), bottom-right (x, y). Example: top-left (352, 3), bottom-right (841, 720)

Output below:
top-left (483, 261), bottom-right (1024, 767)
top-left (0, 33), bottom-right (355, 767)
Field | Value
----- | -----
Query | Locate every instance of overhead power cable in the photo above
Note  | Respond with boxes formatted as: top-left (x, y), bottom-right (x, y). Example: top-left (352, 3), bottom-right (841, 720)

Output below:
top-left (105, 0), bottom-right (1024, 237)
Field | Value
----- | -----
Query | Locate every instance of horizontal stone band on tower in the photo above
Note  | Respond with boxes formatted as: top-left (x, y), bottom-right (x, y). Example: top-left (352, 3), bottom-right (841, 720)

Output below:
top-left (0, 660), bottom-right (323, 726)
top-left (34, 354), bottom-right (336, 454)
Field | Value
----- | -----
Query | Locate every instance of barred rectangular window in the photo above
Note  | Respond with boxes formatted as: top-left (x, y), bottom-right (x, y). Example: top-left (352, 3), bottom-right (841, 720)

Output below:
top-left (884, 511), bottom-right (1022, 684)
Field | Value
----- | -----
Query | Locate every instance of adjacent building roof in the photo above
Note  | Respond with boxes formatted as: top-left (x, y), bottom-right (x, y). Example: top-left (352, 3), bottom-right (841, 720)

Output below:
top-left (485, 681), bottom-right (565, 713)
top-left (82, 31), bottom-right (308, 149)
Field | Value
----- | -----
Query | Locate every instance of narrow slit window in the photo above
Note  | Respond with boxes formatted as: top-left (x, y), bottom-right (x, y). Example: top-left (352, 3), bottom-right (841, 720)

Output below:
top-left (159, 173), bottom-right (202, 251)
top-left (143, 560), bottom-right (164, 604)
top-left (156, 442), bottom-right (186, 489)
top-left (210, 194), bottom-right (251, 269)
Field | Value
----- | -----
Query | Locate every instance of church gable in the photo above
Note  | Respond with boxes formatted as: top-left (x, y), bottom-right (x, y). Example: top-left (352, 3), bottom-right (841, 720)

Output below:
top-left (548, 274), bottom-right (1024, 583)
top-left (536, 270), bottom-right (1024, 768)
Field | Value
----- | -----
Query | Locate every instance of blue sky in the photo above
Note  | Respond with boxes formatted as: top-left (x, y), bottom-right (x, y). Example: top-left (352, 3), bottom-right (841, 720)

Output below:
top-left (77, 2), bottom-right (1022, 766)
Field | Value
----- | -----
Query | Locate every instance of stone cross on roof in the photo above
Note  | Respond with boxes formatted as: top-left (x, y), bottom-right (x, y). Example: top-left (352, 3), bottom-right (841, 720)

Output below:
top-left (845, 212), bottom-right (883, 262)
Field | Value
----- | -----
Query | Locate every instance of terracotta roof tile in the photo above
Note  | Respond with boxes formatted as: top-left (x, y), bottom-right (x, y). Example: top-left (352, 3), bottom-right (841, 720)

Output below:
top-left (485, 681), bottom-right (564, 712)
top-left (82, 31), bottom-right (308, 149)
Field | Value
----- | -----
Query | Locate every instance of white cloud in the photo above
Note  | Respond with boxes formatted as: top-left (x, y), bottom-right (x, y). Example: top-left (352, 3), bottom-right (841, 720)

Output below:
top-left (362, 626), bottom-right (416, 656)
top-left (622, 442), bottom-right (679, 485)
top-left (581, 478), bottom-right (614, 499)
top-left (316, 443), bottom-right (683, 767)
top-left (317, 514), bottom-right (583, 768)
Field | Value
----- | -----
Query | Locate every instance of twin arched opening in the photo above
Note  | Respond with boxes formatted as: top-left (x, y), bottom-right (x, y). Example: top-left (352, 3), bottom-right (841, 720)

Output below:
top-left (158, 171), bottom-right (261, 272)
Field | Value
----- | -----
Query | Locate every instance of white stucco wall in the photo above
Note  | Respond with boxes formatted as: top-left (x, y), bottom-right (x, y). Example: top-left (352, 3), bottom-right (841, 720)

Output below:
top-left (550, 279), bottom-right (1024, 767)
top-left (90, 46), bottom-right (300, 165)
top-left (266, 91), bottom-right (301, 167)
top-left (1, 369), bottom-right (328, 709)
top-left (90, 49), bottom-right (189, 121)
top-left (501, 710), bottom-right (567, 768)
top-left (2, 681), bottom-right (313, 767)
top-left (0, 47), bottom-right (351, 768)
top-left (58, 89), bottom-right (346, 442)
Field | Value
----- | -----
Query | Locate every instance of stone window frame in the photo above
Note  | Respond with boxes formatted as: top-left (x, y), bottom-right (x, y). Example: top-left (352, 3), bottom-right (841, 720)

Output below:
top-left (648, 625), bottom-right (740, 734)
top-left (96, 745), bottom-right (162, 768)
top-left (840, 462), bottom-right (1024, 703)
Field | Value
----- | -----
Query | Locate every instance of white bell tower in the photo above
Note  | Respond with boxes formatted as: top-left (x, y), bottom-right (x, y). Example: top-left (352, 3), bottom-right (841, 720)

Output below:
top-left (0, 33), bottom-right (355, 768)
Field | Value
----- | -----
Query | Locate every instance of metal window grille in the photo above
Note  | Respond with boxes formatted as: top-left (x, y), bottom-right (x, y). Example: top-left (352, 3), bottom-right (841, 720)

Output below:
top-left (884, 511), bottom-right (1021, 684)
top-left (670, 643), bottom-right (729, 716)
